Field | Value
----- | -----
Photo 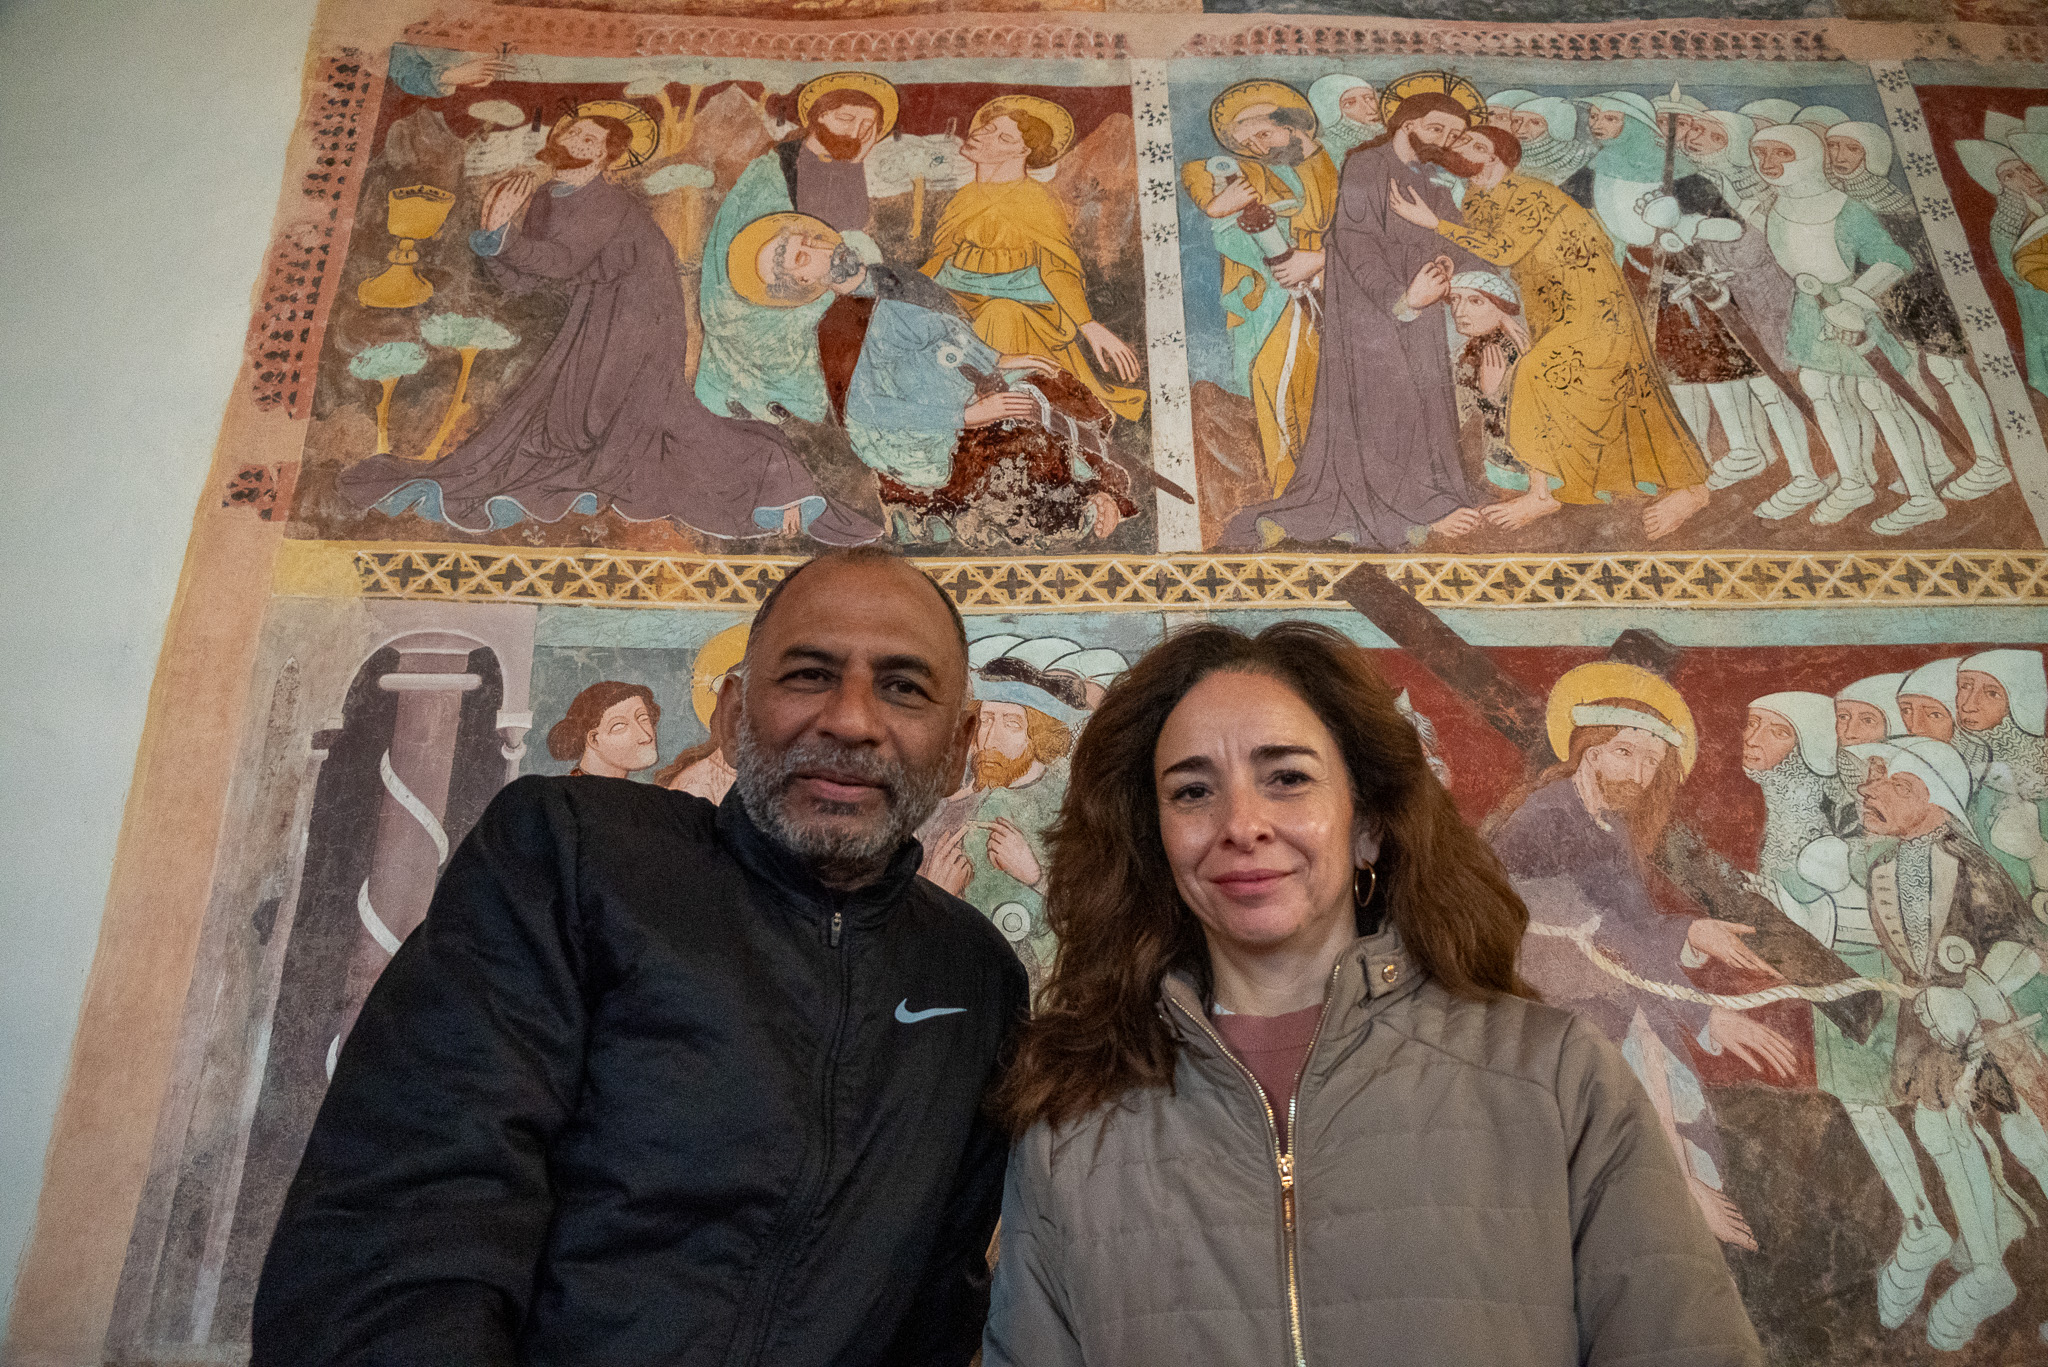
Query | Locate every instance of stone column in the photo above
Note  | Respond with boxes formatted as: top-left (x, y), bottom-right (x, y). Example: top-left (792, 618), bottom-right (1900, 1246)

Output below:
top-left (330, 637), bottom-right (480, 1067)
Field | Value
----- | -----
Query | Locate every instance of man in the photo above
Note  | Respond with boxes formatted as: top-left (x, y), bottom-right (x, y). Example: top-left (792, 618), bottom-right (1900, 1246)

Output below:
top-left (919, 635), bottom-right (1125, 985)
top-left (547, 681), bottom-right (661, 778)
top-left (698, 71), bottom-right (892, 422)
top-left (1809, 739), bottom-right (2048, 1348)
top-left (1508, 95), bottom-right (1596, 186)
top-left (1223, 85), bottom-right (1488, 550)
top-left (1674, 107), bottom-right (1830, 520)
top-left (1390, 126), bottom-right (1712, 538)
top-left (1490, 663), bottom-right (1798, 1251)
top-left (254, 548), bottom-right (1031, 1367)
top-left (1898, 656), bottom-right (1962, 743)
top-left (1827, 122), bottom-right (2013, 502)
top-left (341, 109), bottom-right (874, 545)
top-left (923, 95), bottom-right (1144, 423)
top-left (1748, 124), bottom-right (1947, 534)
top-left (1307, 72), bottom-right (1383, 160)
top-left (739, 212), bottom-right (1134, 545)
top-left (1181, 81), bottom-right (1339, 493)
top-left (1956, 649), bottom-right (2048, 907)
top-left (1738, 693), bottom-right (1951, 1324)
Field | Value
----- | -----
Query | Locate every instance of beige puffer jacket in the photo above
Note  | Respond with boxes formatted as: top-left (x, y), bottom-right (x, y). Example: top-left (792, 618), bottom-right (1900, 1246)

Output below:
top-left (982, 926), bottom-right (1763, 1366)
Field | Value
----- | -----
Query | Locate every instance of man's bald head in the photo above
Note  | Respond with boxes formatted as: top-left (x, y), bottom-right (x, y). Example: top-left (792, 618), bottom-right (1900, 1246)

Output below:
top-left (747, 548), bottom-right (967, 677)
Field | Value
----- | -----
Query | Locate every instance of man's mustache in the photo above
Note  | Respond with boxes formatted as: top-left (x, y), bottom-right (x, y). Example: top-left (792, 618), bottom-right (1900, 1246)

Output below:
top-left (769, 738), bottom-right (904, 806)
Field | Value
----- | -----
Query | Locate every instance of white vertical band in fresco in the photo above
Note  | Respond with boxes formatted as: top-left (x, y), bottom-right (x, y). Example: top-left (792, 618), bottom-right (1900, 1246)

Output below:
top-left (1131, 59), bottom-right (1201, 553)
top-left (1873, 61), bottom-right (2048, 539)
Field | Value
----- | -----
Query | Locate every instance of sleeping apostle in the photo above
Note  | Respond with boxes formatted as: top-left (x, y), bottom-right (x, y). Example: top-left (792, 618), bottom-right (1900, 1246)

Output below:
top-left (253, 548), bottom-right (1030, 1367)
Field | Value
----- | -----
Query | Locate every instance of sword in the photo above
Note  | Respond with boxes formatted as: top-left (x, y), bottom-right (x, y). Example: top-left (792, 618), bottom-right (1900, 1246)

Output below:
top-left (1844, 330), bottom-right (1973, 468)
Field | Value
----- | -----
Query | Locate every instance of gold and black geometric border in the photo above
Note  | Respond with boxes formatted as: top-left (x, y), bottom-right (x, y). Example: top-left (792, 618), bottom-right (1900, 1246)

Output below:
top-left (321, 546), bottom-right (2048, 611)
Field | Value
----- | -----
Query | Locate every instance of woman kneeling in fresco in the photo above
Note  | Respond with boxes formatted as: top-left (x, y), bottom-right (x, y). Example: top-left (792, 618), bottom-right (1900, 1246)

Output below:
top-left (1390, 124), bottom-right (1712, 541)
top-left (982, 622), bottom-right (1762, 1367)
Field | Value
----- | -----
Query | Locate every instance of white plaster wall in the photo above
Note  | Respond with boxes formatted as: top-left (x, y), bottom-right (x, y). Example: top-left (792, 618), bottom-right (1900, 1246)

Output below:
top-left (0, 0), bottom-right (323, 1336)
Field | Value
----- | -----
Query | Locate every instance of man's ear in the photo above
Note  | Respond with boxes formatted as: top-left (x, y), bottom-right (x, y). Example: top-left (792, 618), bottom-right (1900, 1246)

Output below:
top-left (710, 673), bottom-right (745, 756)
top-left (950, 700), bottom-right (981, 774)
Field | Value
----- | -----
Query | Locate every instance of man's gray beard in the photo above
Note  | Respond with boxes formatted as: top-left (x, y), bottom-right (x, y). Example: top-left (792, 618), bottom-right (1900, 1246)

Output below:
top-left (1262, 135), bottom-right (1310, 168)
top-left (1827, 166), bottom-right (1914, 216)
top-left (1993, 187), bottom-right (2034, 245)
top-left (731, 711), bottom-right (954, 882)
top-left (1747, 753), bottom-right (1832, 879)
top-left (1957, 715), bottom-right (2047, 782)
top-left (827, 243), bottom-right (864, 283)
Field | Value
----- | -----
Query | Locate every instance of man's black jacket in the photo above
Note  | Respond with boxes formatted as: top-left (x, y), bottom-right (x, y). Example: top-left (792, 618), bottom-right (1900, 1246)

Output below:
top-left (253, 775), bottom-right (1029, 1367)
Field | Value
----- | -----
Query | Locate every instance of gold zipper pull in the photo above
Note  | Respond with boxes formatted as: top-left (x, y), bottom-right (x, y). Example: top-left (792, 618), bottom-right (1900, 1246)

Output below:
top-left (1277, 1152), bottom-right (1294, 1188)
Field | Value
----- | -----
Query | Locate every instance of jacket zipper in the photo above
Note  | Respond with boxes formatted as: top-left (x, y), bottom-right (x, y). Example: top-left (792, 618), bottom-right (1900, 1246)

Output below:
top-left (736, 904), bottom-right (851, 1366)
top-left (1174, 960), bottom-right (1343, 1367)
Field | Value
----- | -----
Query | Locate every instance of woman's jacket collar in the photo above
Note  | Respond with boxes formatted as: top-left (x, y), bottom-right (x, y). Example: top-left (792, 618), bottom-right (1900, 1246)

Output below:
top-left (1159, 924), bottom-right (1424, 1056)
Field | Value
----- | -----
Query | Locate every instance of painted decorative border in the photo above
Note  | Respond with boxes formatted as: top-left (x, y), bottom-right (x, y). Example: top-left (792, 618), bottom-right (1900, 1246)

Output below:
top-left (1174, 21), bottom-right (1839, 63)
top-left (1874, 59), bottom-right (2048, 536)
top-left (313, 546), bottom-right (2048, 610)
top-left (406, 14), bottom-right (1130, 61)
top-left (1132, 58), bottom-right (1201, 552)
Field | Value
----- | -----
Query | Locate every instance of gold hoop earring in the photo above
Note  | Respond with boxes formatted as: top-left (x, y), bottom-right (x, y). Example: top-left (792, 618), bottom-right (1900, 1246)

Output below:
top-left (1354, 860), bottom-right (1378, 910)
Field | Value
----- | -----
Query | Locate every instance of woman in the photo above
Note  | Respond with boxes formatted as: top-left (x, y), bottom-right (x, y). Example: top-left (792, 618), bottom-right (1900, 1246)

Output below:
top-left (984, 622), bottom-right (1761, 1366)
top-left (1389, 124), bottom-right (1711, 541)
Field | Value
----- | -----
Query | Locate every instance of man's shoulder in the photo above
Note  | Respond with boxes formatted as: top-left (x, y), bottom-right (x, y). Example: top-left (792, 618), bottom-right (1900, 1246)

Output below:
top-left (872, 263), bottom-right (962, 315)
top-left (489, 773), bottom-right (720, 849)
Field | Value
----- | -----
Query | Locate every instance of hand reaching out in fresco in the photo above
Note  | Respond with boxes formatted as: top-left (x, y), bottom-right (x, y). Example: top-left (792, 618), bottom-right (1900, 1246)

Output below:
top-left (921, 827), bottom-right (975, 897)
top-left (1272, 250), bottom-right (1324, 290)
top-left (985, 819), bottom-right (1044, 889)
top-left (1690, 1180), bottom-right (1758, 1252)
top-left (1705, 1007), bottom-right (1798, 1080)
top-left (997, 354), bottom-right (1060, 378)
top-left (482, 171), bottom-right (541, 231)
top-left (1081, 322), bottom-right (1142, 383)
top-left (1387, 181), bottom-right (1441, 232)
top-left (440, 57), bottom-right (517, 91)
top-left (1685, 918), bottom-right (1777, 976)
top-left (1206, 175), bottom-right (1260, 218)
top-left (965, 391), bottom-right (1039, 427)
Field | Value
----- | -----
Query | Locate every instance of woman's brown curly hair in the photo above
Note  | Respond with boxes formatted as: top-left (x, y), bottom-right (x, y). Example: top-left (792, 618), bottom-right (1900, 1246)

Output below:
top-left (994, 620), bottom-right (1537, 1135)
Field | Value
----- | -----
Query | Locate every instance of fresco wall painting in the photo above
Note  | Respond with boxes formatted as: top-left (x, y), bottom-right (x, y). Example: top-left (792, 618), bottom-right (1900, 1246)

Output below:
top-left (16, 5), bottom-right (2048, 1365)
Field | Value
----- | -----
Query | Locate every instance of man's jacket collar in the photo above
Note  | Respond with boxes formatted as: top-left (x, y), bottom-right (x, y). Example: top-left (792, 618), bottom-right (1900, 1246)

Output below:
top-left (715, 785), bottom-right (925, 922)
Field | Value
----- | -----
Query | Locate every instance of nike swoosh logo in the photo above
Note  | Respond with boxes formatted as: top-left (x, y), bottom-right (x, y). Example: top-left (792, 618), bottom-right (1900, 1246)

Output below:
top-left (895, 999), bottom-right (968, 1024)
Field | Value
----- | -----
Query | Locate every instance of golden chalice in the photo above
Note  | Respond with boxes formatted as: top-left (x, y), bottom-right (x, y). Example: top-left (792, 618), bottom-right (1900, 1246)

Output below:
top-left (358, 185), bottom-right (456, 309)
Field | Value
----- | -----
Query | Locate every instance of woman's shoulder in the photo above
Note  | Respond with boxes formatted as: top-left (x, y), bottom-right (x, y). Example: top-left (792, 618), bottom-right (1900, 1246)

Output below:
top-left (1388, 982), bottom-right (1596, 1095)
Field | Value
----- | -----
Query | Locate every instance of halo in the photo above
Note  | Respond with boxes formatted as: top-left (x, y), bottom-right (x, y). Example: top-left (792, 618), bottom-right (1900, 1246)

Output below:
top-left (797, 71), bottom-right (900, 141)
top-left (1544, 661), bottom-right (1698, 777)
top-left (971, 94), bottom-right (1075, 167)
top-left (1379, 71), bottom-right (1485, 131)
top-left (555, 99), bottom-right (658, 170)
top-left (690, 623), bottom-right (751, 728)
top-left (727, 212), bottom-right (840, 309)
top-left (1210, 79), bottom-right (1316, 150)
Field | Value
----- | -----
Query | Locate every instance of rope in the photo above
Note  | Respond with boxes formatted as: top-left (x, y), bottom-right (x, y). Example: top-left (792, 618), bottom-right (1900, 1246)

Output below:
top-left (1527, 918), bottom-right (1917, 1010)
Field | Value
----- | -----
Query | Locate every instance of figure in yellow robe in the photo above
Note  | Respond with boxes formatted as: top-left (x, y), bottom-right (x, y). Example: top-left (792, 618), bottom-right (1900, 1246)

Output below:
top-left (1181, 148), bottom-right (1338, 494)
top-left (1431, 173), bottom-right (1708, 507)
top-left (922, 177), bottom-right (1146, 421)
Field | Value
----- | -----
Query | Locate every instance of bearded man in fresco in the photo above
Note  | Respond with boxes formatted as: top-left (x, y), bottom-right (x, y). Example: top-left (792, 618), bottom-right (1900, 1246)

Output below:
top-left (1181, 80), bottom-right (1339, 495)
top-left (698, 71), bottom-right (891, 423)
top-left (1222, 79), bottom-right (1490, 551)
top-left (1489, 663), bottom-right (1800, 1251)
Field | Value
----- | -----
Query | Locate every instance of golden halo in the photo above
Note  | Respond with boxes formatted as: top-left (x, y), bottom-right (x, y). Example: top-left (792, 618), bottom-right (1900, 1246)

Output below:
top-left (971, 94), bottom-right (1075, 167)
top-left (796, 71), bottom-right (900, 141)
top-left (1544, 661), bottom-right (1698, 778)
top-left (1378, 71), bottom-right (1486, 132)
top-left (554, 99), bottom-right (658, 170)
top-left (1210, 80), bottom-right (1315, 151)
top-left (690, 623), bottom-right (750, 728)
top-left (727, 212), bottom-right (840, 309)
